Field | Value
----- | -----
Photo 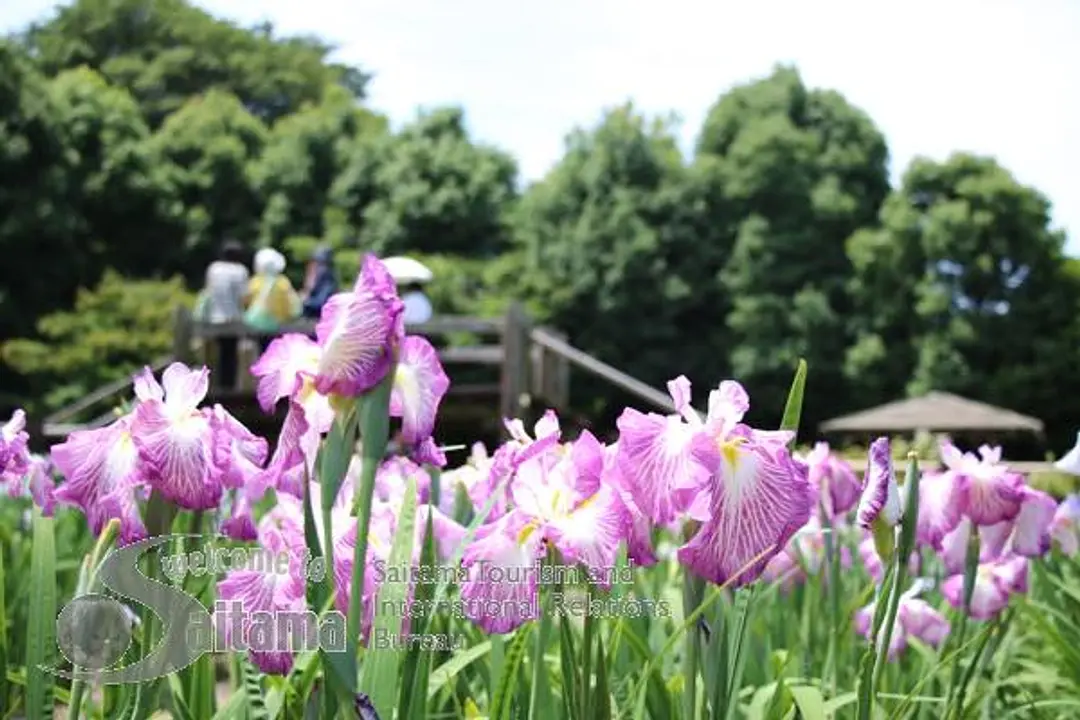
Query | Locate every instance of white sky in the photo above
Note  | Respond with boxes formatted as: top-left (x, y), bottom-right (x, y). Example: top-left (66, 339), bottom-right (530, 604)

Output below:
top-left (4, 0), bottom-right (1079, 255)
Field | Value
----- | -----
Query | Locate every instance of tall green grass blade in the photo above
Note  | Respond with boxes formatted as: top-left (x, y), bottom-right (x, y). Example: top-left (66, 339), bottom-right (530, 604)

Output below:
top-left (780, 359), bottom-right (808, 441)
top-left (426, 641), bottom-right (492, 700)
top-left (723, 585), bottom-right (757, 720)
top-left (349, 376), bottom-right (393, 661)
top-left (490, 626), bottom-right (531, 720)
top-left (0, 541), bottom-right (8, 711)
top-left (26, 506), bottom-right (56, 720)
top-left (241, 656), bottom-right (271, 720)
top-left (399, 509), bottom-right (438, 720)
top-left (594, 633), bottom-right (612, 720)
top-left (360, 473), bottom-right (419, 717)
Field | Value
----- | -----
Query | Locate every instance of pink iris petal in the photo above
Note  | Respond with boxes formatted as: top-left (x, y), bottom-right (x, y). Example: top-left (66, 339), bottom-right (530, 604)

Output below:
top-left (854, 601), bottom-right (908, 660)
top-left (313, 255), bottom-right (403, 398)
top-left (215, 528), bottom-right (309, 675)
top-left (133, 367), bottom-right (164, 403)
top-left (250, 334), bottom-right (322, 412)
top-left (602, 443), bottom-right (656, 567)
top-left (678, 425), bottom-right (812, 587)
top-left (375, 456), bottom-right (432, 504)
top-left (209, 405), bottom-right (269, 490)
top-left (389, 336), bottom-right (449, 445)
top-left (704, 380), bottom-right (750, 436)
top-left (899, 597), bottom-right (950, 648)
top-left (614, 409), bottom-right (718, 527)
top-left (130, 364), bottom-right (220, 510)
top-left (26, 456), bottom-right (57, 516)
top-left (762, 550), bottom-right (802, 593)
top-left (939, 512), bottom-right (1037, 575)
top-left (940, 442), bottom-right (1024, 526)
top-left (0, 409), bottom-right (31, 486)
top-left (546, 485), bottom-right (630, 589)
top-left (857, 437), bottom-right (902, 529)
top-left (568, 431), bottom-right (606, 503)
top-left (418, 503), bottom-right (469, 560)
top-left (915, 470), bottom-right (966, 549)
top-left (764, 517), bottom-right (852, 592)
top-left (50, 416), bottom-right (148, 544)
top-left (859, 535), bottom-right (919, 584)
top-left (460, 511), bottom-right (544, 634)
top-left (439, 442), bottom-right (491, 516)
top-left (805, 442), bottom-right (861, 518)
top-left (469, 417), bottom-right (561, 521)
top-left (942, 557), bottom-right (1021, 620)
top-left (1050, 494), bottom-right (1080, 556)
top-left (406, 436), bottom-right (448, 468)
top-left (1007, 486), bottom-right (1058, 557)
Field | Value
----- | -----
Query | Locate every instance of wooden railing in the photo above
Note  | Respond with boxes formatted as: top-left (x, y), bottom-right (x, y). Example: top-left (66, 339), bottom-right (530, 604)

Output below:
top-left (42, 302), bottom-right (681, 437)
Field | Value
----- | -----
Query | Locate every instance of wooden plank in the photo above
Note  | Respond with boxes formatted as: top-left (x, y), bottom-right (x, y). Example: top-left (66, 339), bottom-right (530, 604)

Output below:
top-left (446, 383), bottom-right (502, 397)
top-left (189, 315), bottom-right (503, 340)
top-left (529, 328), bottom-right (675, 414)
top-left (440, 346), bottom-right (503, 364)
top-left (42, 356), bottom-right (173, 425)
top-left (500, 303), bottom-right (530, 421)
top-left (42, 410), bottom-right (120, 437)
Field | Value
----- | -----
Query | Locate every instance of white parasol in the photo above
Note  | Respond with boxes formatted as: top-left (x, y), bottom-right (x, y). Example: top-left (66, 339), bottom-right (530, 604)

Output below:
top-left (382, 256), bottom-right (434, 284)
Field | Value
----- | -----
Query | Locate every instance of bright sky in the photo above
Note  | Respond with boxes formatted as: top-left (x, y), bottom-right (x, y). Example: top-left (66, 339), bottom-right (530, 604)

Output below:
top-left (4, 0), bottom-right (1079, 255)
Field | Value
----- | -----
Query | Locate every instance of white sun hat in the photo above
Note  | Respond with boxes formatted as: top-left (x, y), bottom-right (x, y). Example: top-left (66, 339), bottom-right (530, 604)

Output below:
top-left (254, 247), bottom-right (287, 275)
top-left (382, 256), bottom-right (434, 284)
top-left (1054, 431), bottom-right (1080, 476)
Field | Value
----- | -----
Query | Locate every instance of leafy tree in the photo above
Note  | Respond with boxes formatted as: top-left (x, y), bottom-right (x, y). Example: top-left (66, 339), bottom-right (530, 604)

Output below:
top-left (46, 67), bottom-right (183, 283)
top-left (252, 85), bottom-right (389, 247)
top-left (0, 42), bottom-right (71, 347)
top-left (19, 0), bottom-right (369, 126)
top-left (2, 271), bottom-right (193, 412)
top-left (148, 90), bottom-right (267, 276)
top-left (330, 107), bottom-right (518, 257)
top-left (512, 104), bottom-right (730, 416)
top-left (846, 153), bottom-right (1080, 449)
top-left (696, 65), bottom-right (890, 429)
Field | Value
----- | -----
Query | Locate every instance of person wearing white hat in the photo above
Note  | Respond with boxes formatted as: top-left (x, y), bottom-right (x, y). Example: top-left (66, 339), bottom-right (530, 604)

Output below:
top-left (381, 256), bottom-right (434, 324)
top-left (1054, 431), bottom-right (1080, 476)
top-left (245, 247), bottom-right (301, 349)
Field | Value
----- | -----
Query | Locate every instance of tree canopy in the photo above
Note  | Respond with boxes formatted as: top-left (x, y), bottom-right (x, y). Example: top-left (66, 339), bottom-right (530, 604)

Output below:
top-left (2, 1), bottom-right (1077, 455)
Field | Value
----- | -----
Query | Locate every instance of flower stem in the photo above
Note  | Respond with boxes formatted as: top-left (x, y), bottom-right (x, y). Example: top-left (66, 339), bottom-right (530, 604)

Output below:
top-left (66, 519), bottom-right (121, 720)
top-left (946, 528), bottom-right (981, 716)
top-left (872, 454), bottom-right (920, 689)
top-left (348, 375), bottom-right (393, 646)
top-left (681, 569), bottom-right (705, 720)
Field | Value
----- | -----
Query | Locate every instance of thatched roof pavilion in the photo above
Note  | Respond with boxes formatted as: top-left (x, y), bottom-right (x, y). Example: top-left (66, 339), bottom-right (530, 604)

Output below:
top-left (820, 391), bottom-right (1044, 435)
top-left (821, 392), bottom-right (1054, 477)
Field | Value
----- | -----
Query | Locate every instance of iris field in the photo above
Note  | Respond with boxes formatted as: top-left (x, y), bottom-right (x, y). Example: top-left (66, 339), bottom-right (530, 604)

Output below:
top-left (1, 254), bottom-right (1079, 720)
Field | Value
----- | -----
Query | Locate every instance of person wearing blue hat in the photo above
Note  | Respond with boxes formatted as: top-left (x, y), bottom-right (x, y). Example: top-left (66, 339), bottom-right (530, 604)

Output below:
top-left (301, 245), bottom-right (339, 319)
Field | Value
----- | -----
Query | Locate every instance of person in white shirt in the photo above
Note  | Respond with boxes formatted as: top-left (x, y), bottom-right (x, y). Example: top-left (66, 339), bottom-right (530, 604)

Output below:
top-left (201, 240), bottom-right (249, 388)
top-left (400, 282), bottom-right (433, 325)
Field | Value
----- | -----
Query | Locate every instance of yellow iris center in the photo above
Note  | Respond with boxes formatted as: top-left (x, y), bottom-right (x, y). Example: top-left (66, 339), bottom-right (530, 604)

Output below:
top-left (718, 436), bottom-right (745, 467)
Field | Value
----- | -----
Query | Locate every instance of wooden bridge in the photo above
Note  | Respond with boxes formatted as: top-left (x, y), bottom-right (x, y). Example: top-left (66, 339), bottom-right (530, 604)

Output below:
top-left (41, 303), bottom-right (679, 450)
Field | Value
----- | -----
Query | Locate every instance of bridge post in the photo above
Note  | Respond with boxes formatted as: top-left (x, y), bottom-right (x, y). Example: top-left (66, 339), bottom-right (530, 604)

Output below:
top-left (500, 302), bottom-right (531, 423)
top-left (173, 305), bottom-right (193, 365)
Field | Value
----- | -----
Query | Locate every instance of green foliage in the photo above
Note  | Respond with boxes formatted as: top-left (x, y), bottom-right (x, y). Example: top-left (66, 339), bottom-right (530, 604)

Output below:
top-left (1, 271), bottom-right (193, 411)
top-left (513, 104), bottom-right (726, 416)
top-left (330, 107), bottom-right (519, 257)
top-left (253, 86), bottom-right (390, 246)
top-left (19, 0), bottom-right (369, 126)
top-left (148, 90), bottom-right (268, 269)
top-left (697, 65), bottom-right (890, 430)
top-left (845, 153), bottom-right (1080, 450)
